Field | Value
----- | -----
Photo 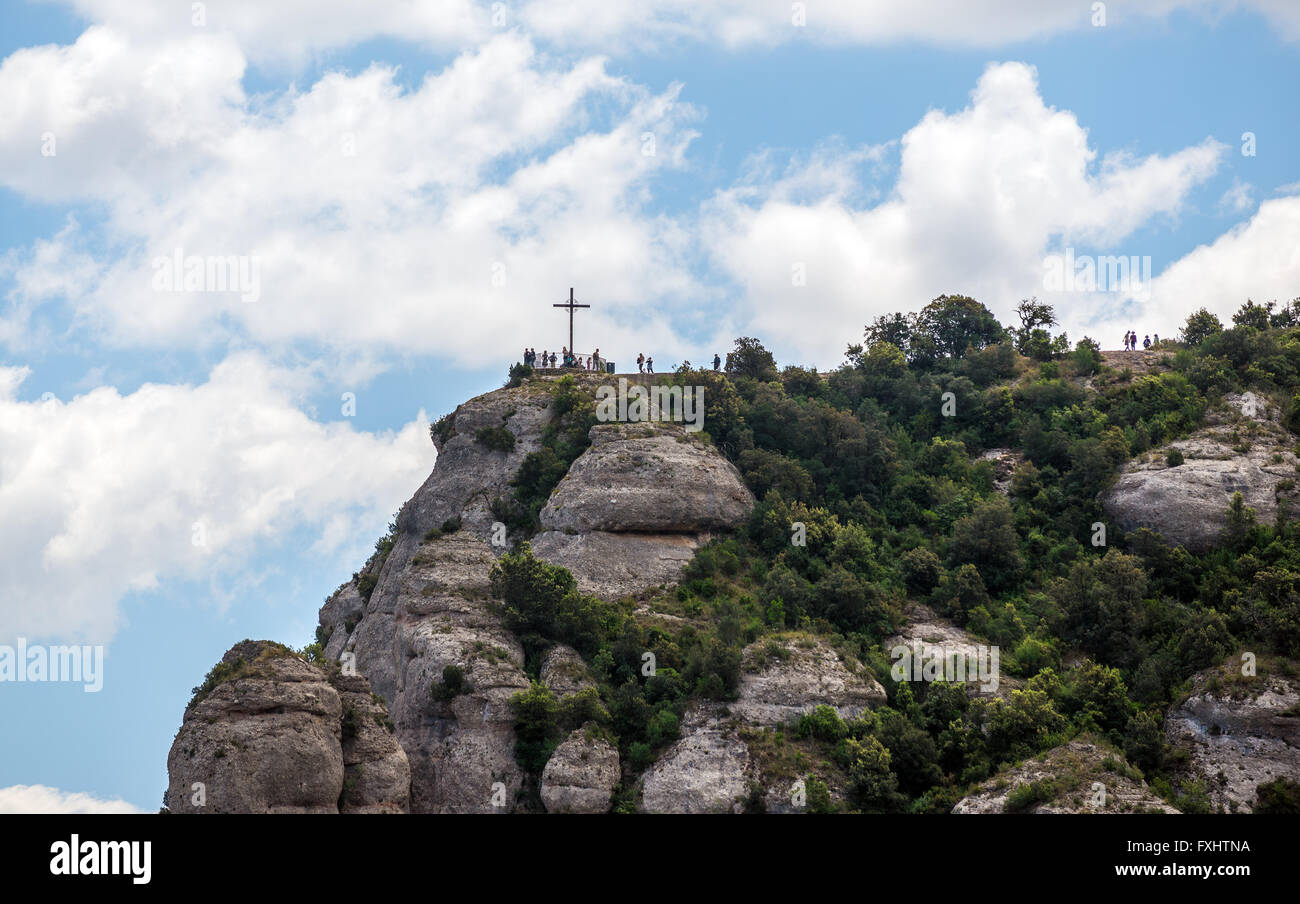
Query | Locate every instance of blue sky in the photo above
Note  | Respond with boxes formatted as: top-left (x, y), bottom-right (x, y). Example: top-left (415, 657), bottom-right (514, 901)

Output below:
top-left (1, 0), bottom-right (1299, 812)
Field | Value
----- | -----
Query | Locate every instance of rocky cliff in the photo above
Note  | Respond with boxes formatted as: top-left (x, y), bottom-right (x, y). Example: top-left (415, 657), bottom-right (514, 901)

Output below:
top-left (306, 376), bottom-right (752, 812)
top-left (165, 640), bottom-right (409, 813)
top-left (1103, 393), bottom-right (1300, 551)
top-left (952, 737), bottom-right (1177, 814)
top-left (1165, 656), bottom-right (1300, 812)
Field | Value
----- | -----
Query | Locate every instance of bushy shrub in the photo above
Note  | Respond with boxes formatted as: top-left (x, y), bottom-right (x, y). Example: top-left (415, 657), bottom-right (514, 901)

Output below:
top-left (475, 425), bottom-right (516, 452)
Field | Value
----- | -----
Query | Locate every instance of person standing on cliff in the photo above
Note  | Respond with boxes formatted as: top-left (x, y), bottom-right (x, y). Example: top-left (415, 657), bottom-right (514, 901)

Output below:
top-left (637, 353), bottom-right (645, 373)
top-left (646, 356), bottom-right (654, 373)
top-left (713, 353), bottom-right (721, 371)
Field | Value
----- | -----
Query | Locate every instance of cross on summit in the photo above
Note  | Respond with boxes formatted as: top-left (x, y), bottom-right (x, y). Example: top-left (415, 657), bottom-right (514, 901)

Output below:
top-left (553, 287), bottom-right (590, 354)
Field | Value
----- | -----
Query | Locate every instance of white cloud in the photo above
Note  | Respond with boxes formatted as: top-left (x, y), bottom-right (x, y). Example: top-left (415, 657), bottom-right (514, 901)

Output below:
top-left (0, 784), bottom-right (142, 813)
top-left (0, 353), bottom-right (432, 643)
top-left (1218, 179), bottom-right (1255, 214)
top-left (0, 29), bottom-right (702, 366)
top-left (40, 0), bottom-right (1300, 58)
top-left (702, 62), bottom-right (1224, 363)
top-left (1148, 195), bottom-right (1300, 328)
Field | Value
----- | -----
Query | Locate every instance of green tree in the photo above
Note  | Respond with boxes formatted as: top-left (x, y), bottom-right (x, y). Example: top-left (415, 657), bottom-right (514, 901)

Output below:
top-left (947, 496), bottom-right (1025, 592)
top-left (1181, 307), bottom-right (1223, 346)
top-left (1232, 299), bottom-right (1272, 331)
top-left (916, 295), bottom-right (1006, 360)
top-left (725, 336), bottom-right (779, 381)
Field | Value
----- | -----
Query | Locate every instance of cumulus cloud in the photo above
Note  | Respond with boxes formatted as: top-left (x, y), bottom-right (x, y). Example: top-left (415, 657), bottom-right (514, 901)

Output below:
top-left (0, 29), bottom-right (702, 365)
top-left (1147, 195), bottom-right (1300, 329)
top-left (42, 0), bottom-right (1300, 57)
top-left (0, 784), bottom-right (142, 813)
top-left (0, 353), bottom-right (432, 642)
top-left (702, 61), bottom-right (1224, 363)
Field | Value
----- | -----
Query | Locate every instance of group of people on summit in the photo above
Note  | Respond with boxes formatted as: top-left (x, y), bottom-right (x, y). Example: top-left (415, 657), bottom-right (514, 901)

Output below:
top-left (1122, 330), bottom-right (1159, 350)
top-left (523, 347), bottom-right (602, 370)
top-left (524, 348), bottom-right (725, 374)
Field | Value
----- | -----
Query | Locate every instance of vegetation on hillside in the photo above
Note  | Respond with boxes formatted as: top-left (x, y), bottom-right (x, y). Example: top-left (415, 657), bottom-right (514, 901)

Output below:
top-left (490, 294), bottom-right (1300, 812)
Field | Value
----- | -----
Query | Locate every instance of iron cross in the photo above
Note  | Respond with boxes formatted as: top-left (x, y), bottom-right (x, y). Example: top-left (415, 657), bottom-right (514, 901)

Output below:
top-left (552, 287), bottom-right (590, 354)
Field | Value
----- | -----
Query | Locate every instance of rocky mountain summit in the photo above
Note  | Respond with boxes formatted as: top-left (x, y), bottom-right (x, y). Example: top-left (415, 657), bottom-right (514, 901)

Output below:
top-left (249, 376), bottom-right (756, 813)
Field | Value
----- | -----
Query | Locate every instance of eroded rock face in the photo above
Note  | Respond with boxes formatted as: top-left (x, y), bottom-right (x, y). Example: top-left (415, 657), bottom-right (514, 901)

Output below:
top-left (532, 422), bottom-right (754, 599)
top-left (308, 380), bottom-right (755, 812)
top-left (539, 644), bottom-right (594, 698)
top-left (383, 532), bottom-right (530, 814)
top-left (952, 738), bottom-right (1178, 814)
top-left (530, 530), bottom-right (702, 600)
top-left (165, 641), bottom-right (408, 814)
top-left (1165, 661), bottom-right (1300, 813)
top-left (539, 423), bottom-right (753, 534)
top-left (640, 706), bottom-right (752, 814)
top-left (885, 604), bottom-right (1022, 698)
top-left (731, 636), bottom-right (886, 726)
top-left (336, 675), bottom-right (410, 814)
top-left (540, 727), bottom-right (620, 814)
top-left (640, 643), bottom-right (891, 814)
top-left (1103, 399), bottom-right (1300, 552)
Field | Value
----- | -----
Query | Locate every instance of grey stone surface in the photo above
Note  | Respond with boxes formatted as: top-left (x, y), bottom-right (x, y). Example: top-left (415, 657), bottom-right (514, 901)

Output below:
top-left (540, 727), bottom-right (620, 814)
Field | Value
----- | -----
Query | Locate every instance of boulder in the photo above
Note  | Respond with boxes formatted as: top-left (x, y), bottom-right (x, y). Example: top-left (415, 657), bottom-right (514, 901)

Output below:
top-left (639, 706), bottom-right (751, 814)
top-left (731, 636), bottom-right (885, 726)
top-left (1103, 399), bottom-right (1300, 552)
top-left (539, 644), bottom-right (594, 698)
top-left (165, 641), bottom-right (405, 814)
top-left (952, 737), bottom-right (1178, 814)
top-left (1165, 658), bottom-right (1300, 813)
top-left (540, 727), bottom-right (620, 814)
top-left (539, 423), bottom-right (753, 534)
top-left (885, 603), bottom-right (1022, 698)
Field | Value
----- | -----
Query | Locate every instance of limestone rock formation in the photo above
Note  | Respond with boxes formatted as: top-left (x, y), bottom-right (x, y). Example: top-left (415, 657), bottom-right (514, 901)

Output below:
top-left (731, 635), bottom-right (885, 726)
top-left (639, 706), bottom-right (752, 814)
top-left (539, 727), bottom-right (620, 814)
top-left (335, 674), bottom-right (410, 813)
top-left (539, 644), bottom-right (594, 698)
top-left (885, 603), bottom-right (1023, 698)
top-left (165, 640), bottom-right (408, 814)
top-left (309, 380), bottom-right (754, 812)
top-left (1165, 658), bottom-right (1300, 812)
top-left (641, 641), bottom-right (886, 814)
top-left (952, 738), bottom-right (1178, 814)
top-left (530, 530), bottom-right (703, 601)
top-left (532, 422), bottom-right (754, 599)
top-left (540, 423), bottom-right (752, 533)
top-left (1103, 395), bottom-right (1300, 552)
